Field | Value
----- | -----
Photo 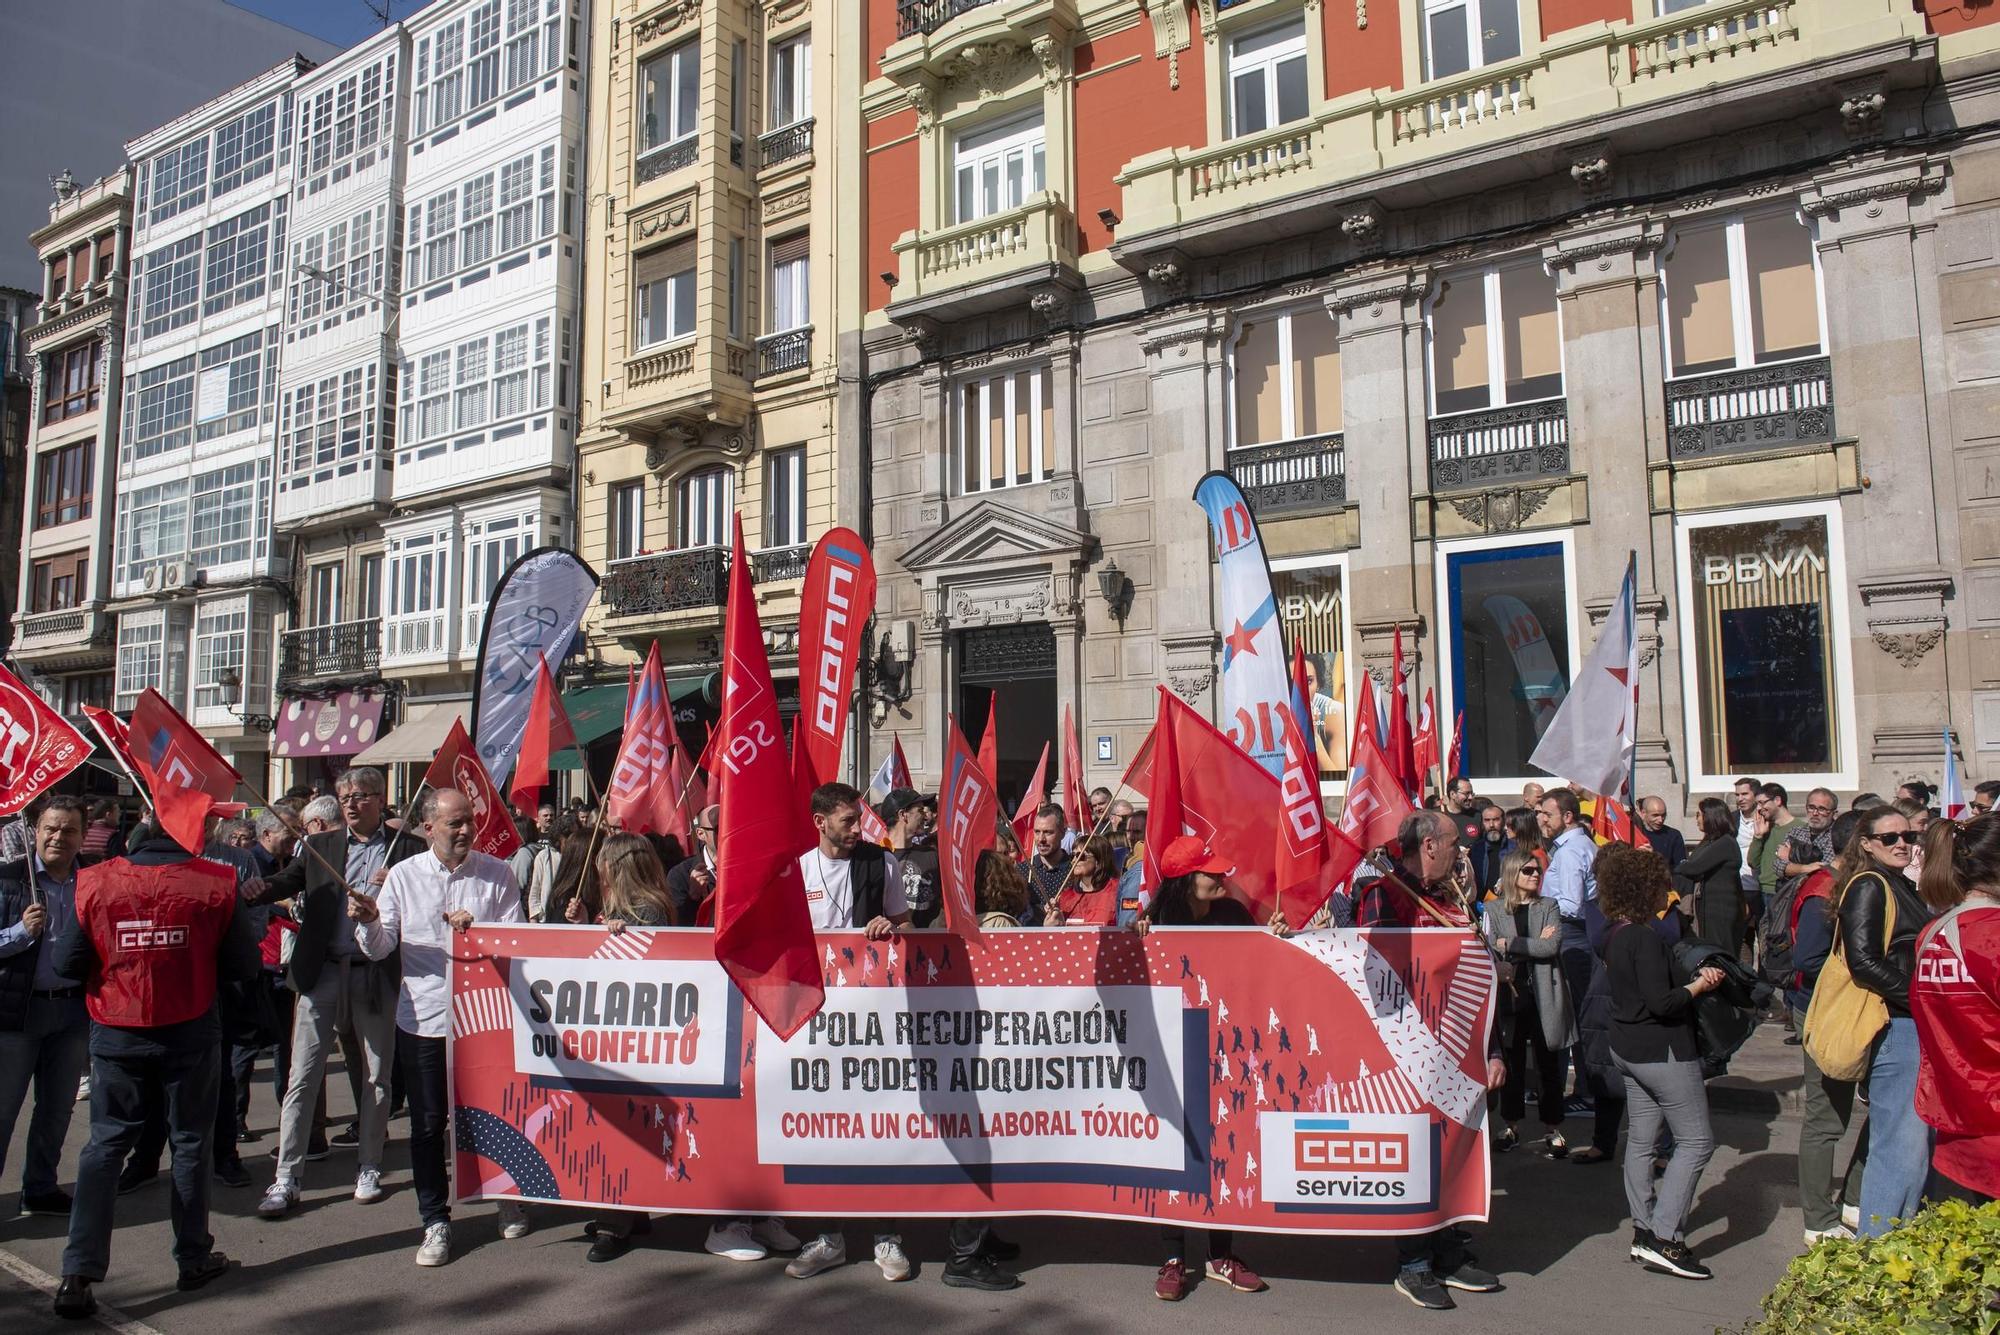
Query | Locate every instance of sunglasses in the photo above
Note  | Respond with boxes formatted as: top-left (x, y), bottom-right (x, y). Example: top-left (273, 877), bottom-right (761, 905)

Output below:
top-left (1867, 831), bottom-right (1918, 846)
top-left (1518, 867), bottom-right (1542, 878)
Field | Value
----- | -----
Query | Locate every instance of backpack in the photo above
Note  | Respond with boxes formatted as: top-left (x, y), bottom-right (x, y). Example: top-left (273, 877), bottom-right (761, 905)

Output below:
top-left (1787, 869), bottom-right (1835, 991)
top-left (1757, 836), bottom-right (1820, 985)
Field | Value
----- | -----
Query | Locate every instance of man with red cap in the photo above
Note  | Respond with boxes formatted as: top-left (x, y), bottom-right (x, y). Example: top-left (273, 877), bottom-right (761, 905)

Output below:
top-left (51, 809), bottom-right (262, 1318)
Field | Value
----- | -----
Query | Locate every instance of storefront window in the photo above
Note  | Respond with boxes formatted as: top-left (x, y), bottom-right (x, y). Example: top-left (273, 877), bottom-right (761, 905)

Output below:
top-left (1272, 559), bottom-right (1348, 785)
top-left (1442, 540), bottom-right (1572, 781)
top-left (1683, 512), bottom-right (1839, 777)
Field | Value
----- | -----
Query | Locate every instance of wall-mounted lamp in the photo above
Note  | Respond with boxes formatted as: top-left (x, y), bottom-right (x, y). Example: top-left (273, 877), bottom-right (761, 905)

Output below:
top-left (218, 667), bottom-right (275, 733)
top-left (1097, 207), bottom-right (1119, 230)
top-left (1097, 557), bottom-right (1132, 626)
top-left (880, 271), bottom-right (899, 290)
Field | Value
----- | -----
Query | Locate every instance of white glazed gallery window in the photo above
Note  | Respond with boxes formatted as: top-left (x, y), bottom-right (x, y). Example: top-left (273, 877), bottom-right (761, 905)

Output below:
top-left (769, 32), bottom-right (811, 128)
top-left (1422, 0), bottom-right (1522, 80)
top-left (124, 355), bottom-right (196, 463)
top-left (189, 460), bottom-right (268, 569)
top-left (463, 511), bottom-right (536, 645)
top-left (201, 203), bottom-right (272, 317)
top-left (1662, 213), bottom-right (1823, 379)
top-left (115, 615), bottom-right (166, 710)
top-left (952, 366), bottom-right (1054, 496)
top-left (211, 103), bottom-right (276, 197)
top-left (1427, 260), bottom-right (1563, 415)
top-left (194, 328), bottom-right (276, 442)
top-left (193, 601), bottom-right (249, 710)
top-left (678, 467), bottom-right (732, 549)
top-left (116, 480), bottom-right (189, 587)
top-left (641, 40), bottom-right (700, 154)
top-left (954, 115), bottom-right (1045, 225)
top-left (1228, 19), bottom-right (1309, 138)
top-left (140, 236), bottom-right (202, 340)
top-left (635, 240), bottom-right (696, 349)
top-left (386, 528), bottom-right (451, 658)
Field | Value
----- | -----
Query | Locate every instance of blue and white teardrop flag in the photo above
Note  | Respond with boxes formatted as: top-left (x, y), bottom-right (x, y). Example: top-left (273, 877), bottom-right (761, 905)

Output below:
top-left (1194, 470), bottom-right (1290, 777)
top-left (471, 546), bottom-right (600, 784)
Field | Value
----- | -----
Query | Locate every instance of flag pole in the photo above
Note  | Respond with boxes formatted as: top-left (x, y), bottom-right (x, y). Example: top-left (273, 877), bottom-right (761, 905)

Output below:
top-left (1623, 548), bottom-right (1641, 845)
top-left (229, 776), bottom-right (372, 905)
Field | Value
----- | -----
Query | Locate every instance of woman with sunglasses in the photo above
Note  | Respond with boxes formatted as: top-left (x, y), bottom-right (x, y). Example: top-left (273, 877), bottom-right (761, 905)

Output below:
top-left (1483, 849), bottom-right (1574, 1156)
top-left (1837, 806), bottom-right (1939, 1237)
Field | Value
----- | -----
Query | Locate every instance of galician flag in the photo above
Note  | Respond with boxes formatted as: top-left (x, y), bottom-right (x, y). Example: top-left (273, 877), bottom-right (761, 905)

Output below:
top-left (1529, 555), bottom-right (1639, 799)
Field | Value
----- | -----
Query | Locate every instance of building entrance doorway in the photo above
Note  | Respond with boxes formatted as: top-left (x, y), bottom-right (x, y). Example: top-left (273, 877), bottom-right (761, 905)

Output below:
top-left (956, 622), bottom-right (1057, 813)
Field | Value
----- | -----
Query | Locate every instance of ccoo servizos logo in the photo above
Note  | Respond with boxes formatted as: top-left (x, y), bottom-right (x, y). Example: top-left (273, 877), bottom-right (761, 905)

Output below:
top-left (1260, 1112), bottom-right (1436, 1211)
top-left (1294, 1125), bottom-right (1410, 1174)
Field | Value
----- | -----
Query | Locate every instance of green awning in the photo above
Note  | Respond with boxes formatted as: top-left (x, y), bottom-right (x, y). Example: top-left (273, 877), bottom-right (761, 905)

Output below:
top-left (550, 674), bottom-right (718, 770)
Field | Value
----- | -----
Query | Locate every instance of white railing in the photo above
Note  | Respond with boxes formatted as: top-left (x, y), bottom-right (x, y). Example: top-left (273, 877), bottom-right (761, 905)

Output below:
top-left (1626, 0), bottom-right (1796, 81)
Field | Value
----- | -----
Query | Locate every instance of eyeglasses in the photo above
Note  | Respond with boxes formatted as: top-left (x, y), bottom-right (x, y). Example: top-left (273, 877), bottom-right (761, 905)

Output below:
top-left (1806, 804), bottom-right (1836, 814)
top-left (338, 792), bottom-right (381, 805)
top-left (1867, 831), bottom-right (1917, 846)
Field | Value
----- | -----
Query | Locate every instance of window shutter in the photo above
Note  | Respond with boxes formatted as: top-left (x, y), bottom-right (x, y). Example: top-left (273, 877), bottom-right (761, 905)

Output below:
top-left (769, 232), bottom-right (810, 268)
top-left (634, 238), bottom-right (695, 288)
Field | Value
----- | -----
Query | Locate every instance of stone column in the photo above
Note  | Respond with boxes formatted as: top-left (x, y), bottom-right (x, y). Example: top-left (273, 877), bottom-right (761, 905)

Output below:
top-left (1803, 155), bottom-right (1953, 782)
top-left (1544, 215), bottom-right (1681, 804)
top-left (1136, 307), bottom-right (1226, 712)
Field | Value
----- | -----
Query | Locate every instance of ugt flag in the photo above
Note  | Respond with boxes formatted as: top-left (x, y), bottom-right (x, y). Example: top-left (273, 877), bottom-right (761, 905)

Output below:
top-left (424, 718), bottom-right (522, 860)
top-left (0, 665), bottom-right (90, 816)
top-left (1528, 557), bottom-right (1638, 799)
top-left (1195, 471), bottom-right (1289, 777)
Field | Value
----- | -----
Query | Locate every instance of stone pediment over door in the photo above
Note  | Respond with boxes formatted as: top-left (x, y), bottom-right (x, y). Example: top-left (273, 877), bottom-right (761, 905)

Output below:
top-left (898, 497), bottom-right (1093, 575)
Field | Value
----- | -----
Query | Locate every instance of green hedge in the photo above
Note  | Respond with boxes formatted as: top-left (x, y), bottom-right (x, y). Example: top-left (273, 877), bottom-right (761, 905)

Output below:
top-left (1735, 1198), bottom-right (2000, 1335)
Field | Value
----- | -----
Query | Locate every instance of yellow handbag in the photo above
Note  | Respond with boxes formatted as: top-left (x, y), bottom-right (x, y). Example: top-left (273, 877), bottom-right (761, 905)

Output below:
top-left (1802, 873), bottom-right (1897, 1082)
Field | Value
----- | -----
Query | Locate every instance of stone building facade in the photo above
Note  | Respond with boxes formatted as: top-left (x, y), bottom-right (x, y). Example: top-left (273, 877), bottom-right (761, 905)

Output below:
top-left (845, 0), bottom-right (2000, 809)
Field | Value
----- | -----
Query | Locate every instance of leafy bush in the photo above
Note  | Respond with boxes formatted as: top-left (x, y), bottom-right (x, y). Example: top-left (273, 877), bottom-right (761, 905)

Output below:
top-left (1734, 1198), bottom-right (2000, 1335)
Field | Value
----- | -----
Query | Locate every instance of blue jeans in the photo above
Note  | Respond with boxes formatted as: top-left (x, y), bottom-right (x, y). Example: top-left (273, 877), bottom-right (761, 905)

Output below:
top-left (0, 994), bottom-right (90, 1194)
top-left (1858, 1017), bottom-right (1929, 1238)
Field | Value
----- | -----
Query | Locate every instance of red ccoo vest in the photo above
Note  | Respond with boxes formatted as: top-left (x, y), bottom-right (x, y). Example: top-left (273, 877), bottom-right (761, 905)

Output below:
top-left (75, 857), bottom-right (239, 1029)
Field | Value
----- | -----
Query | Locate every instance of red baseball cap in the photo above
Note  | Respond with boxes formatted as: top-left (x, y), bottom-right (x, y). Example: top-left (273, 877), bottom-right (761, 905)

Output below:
top-left (1158, 835), bottom-right (1233, 879)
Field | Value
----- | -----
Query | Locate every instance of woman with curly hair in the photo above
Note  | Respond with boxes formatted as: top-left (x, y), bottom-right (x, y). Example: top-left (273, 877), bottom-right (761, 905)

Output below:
top-left (1600, 842), bottom-right (1727, 1281)
top-left (973, 849), bottom-right (1029, 929)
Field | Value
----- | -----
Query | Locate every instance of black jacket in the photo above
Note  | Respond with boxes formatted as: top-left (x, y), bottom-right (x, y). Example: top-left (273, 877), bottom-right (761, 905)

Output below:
top-left (1837, 868), bottom-right (1934, 1018)
top-left (249, 825), bottom-right (427, 994)
top-left (0, 854), bottom-right (99, 1031)
top-left (665, 851), bottom-right (714, 925)
top-left (1646, 823), bottom-right (1689, 873)
top-left (1674, 835), bottom-right (1744, 952)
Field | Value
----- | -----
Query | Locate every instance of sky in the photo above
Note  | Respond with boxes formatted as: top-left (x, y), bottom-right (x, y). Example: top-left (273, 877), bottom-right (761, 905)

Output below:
top-left (228, 0), bottom-right (438, 48)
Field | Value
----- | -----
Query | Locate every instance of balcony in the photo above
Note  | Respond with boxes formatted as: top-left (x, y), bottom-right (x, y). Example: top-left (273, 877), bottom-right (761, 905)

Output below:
top-left (636, 138), bottom-right (698, 185)
top-left (278, 619), bottom-right (381, 685)
top-left (1665, 357), bottom-right (1835, 461)
top-left (757, 327), bottom-right (812, 380)
top-left (627, 343), bottom-right (695, 390)
top-left (897, 0), bottom-right (998, 38)
top-left (759, 119), bottom-right (813, 169)
top-left (603, 546), bottom-right (729, 619)
top-left (889, 193), bottom-right (1079, 321)
top-left (1110, 0), bottom-right (1927, 262)
top-left (752, 544), bottom-right (810, 583)
top-left (383, 611), bottom-right (450, 666)
top-left (12, 601), bottom-right (112, 665)
top-left (1229, 434), bottom-right (1346, 518)
top-left (1428, 398), bottom-right (1570, 492)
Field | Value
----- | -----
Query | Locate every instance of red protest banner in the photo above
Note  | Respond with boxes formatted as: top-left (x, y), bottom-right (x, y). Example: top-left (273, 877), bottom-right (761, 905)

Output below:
top-left (935, 715), bottom-right (993, 939)
top-left (450, 923), bottom-right (1494, 1235)
top-left (796, 528), bottom-right (876, 789)
top-left (425, 718), bottom-right (522, 860)
top-left (0, 666), bottom-right (90, 816)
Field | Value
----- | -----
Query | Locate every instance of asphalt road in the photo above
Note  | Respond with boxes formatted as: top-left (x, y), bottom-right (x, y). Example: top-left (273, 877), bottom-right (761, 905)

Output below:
top-left (2, 1023), bottom-right (1827, 1335)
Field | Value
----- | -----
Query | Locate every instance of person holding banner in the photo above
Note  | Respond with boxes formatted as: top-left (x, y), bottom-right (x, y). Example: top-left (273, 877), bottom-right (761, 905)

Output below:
top-left (347, 789), bottom-right (529, 1266)
top-left (1131, 835), bottom-right (1269, 1301)
top-left (667, 806), bottom-right (721, 927)
top-left (1042, 835), bottom-right (1125, 928)
top-left (1355, 810), bottom-right (1508, 1312)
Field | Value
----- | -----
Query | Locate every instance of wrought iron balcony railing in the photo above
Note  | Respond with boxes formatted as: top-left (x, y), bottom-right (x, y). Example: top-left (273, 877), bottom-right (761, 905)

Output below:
top-left (603, 546), bottom-right (730, 617)
top-left (1228, 433), bottom-right (1346, 517)
top-left (636, 137), bottom-right (698, 184)
top-left (757, 327), bottom-right (812, 378)
top-left (1665, 356), bottom-right (1835, 461)
top-left (752, 544), bottom-right (810, 583)
top-left (1428, 397), bottom-right (1570, 491)
top-left (896, 0), bottom-right (997, 38)
top-left (759, 118), bottom-right (814, 168)
top-left (279, 618), bottom-right (382, 682)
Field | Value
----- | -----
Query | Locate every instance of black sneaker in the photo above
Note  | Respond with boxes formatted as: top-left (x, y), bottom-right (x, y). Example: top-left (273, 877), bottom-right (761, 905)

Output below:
top-left (1394, 1269), bottom-right (1455, 1310)
top-left (979, 1231), bottom-right (1022, 1262)
top-left (21, 1188), bottom-right (73, 1216)
top-left (1629, 1226), bottom-right (1655, 1261)
top-left (52, 1276), bottom-right (94, 1320)
top-left (1440, 1261), bottom-right (1502, 1293)
top-left (1636, 1237), bottom-right (1712, 1280)
top-left (304, 1139), bottom-right (330, 1161)
top-left (330, 1124), bottom-right (360, 1149)
top-left (586, 1232), bottom-right (632, 1263)
top-left (176, 1251), bottom-right (232, 1292)
top-left (942, 1253), bottom-right (1022, 1291)
top-left (115, 1165), bottom-right (156, 1195)
top-left (214, 1158), bottom-right (252, 1188)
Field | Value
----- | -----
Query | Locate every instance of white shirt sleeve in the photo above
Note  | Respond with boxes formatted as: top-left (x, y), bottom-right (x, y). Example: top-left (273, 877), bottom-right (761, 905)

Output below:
top-left (356, 869), bottom-right (402, 960)
top-left (881, 850), bottom-right (908, 918)
top-left (487, 856), bottom-right (525, 923)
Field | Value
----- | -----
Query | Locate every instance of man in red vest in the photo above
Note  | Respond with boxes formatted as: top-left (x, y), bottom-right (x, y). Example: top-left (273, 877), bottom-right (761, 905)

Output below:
top-left (50, 815), bottom-right (261, 1319)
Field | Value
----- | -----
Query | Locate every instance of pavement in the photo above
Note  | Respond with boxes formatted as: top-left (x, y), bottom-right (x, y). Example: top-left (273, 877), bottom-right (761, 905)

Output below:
top-left (1, 1020), bottom-right (1837, 1335)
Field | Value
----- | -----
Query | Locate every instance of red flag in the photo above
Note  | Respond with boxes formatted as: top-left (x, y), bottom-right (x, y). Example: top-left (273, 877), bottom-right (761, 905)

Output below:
top-left (604, 643), bottom-right (690, 839)
top-left (712, 514), bottom-right (824, 1040)
top-left (1595, 795), bottom-right (1651, 851)
top-left (0, 666), bottom-right (91, 816)
top-left (1353, 666), bottom-right (1381, 754)
top-left (890, 737), bottom-right (912, 791)
top-left (82, 705), bottom-right (147, 800)
top-left (1339, 712), bottom-right (1416, 856)
top-left (129, 688), bottom-right (242, 854)
top-left (1060, 705), bottom-right (1088, 835)
top-left (856, 799), bottom-right (892, 847)
top-left (1139, 690), bottom-right (1182, 902)
top-left (796, 529), bottom-right (876, 788)
top-left (1009, 741), bottom-right (1050, 850)
top-left (1411, 687), bottom-right (1439, 793)
top-left (1447, 709), bottom-right (1465, 780)
top-left (424, 718), bottom-right (522, 859)
top-left (508, 656), bottom-right (577, 816)
top-left (977, 695), bottom-right (999, 796)
top-left (1388, 627), bottom-right (1416, 798)
top-left (1274, 683), bottom-right (1361, 929)
top-left (789, 721), bottom-right (822, 850)
top-left (936, 715), bottom-right (993, 939)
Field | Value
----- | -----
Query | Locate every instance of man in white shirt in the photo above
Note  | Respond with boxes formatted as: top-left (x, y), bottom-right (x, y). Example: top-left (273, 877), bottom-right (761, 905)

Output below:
top-left (348, 789), bottom-right (527, 1267)
top-left (786, 784), bottom-right (913, 1284)
top-left (1733, 775), bottom-right (1762, 952)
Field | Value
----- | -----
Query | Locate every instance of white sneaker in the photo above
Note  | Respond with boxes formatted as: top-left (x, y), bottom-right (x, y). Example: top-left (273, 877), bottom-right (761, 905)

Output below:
top-left (752, 1217), bottom-right (802, 1254)
top-left (498, 1201), bottom-right (530, 1240)
top-left (874, 1236), bottom-right (913, 1282)
top-left (1840, 1204), bottom-right (1861, 1231)
top-left (786, 1234), bottom-right (845, 1278)
top-left (706, 1220), bottom-right (766, 1262)
top-left (257, 1179), bottom-right (298, 1218)
top-left (1803, 1225), bottom-right (1854, 1246)
top-left (354, 1167), bottom-right (383, 1204)
top-left (416, 1222), bottom-right (451, 1267)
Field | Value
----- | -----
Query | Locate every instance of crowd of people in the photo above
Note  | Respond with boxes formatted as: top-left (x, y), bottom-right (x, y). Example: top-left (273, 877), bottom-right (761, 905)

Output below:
top-left (0, 765), bottom-right (1994, 1319)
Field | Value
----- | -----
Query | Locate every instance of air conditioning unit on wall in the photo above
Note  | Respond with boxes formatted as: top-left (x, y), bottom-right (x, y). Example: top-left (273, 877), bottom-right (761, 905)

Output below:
top-left (162, 561), bottom-right (201, 592)
top-left (142, 564), bottom-right (164, 594)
